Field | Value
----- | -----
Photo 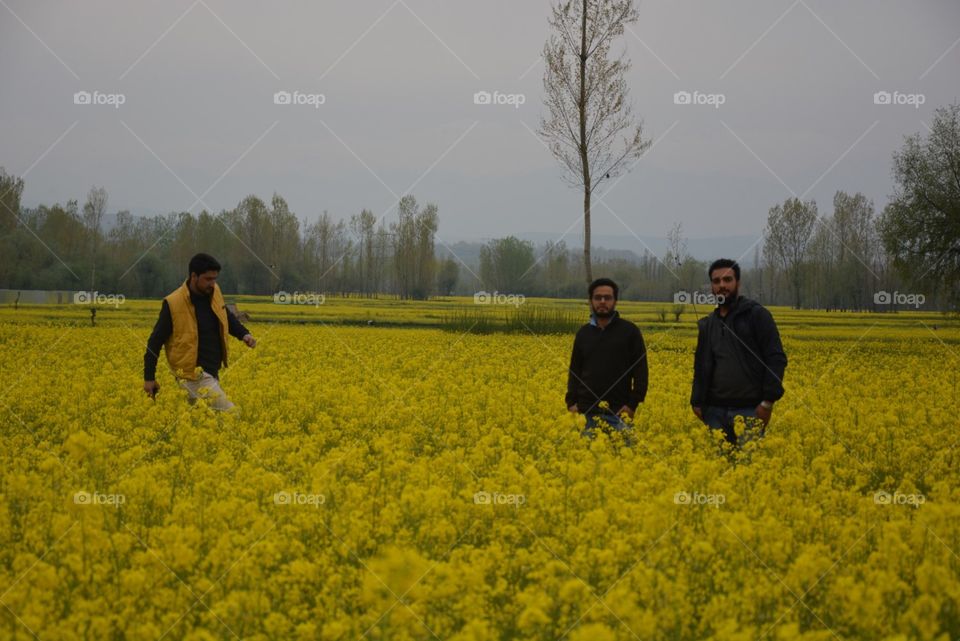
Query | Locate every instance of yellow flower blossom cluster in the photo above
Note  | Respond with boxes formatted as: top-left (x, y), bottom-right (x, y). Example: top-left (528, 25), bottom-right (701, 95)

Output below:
top-left (0, 304), bottom-right (957, 640)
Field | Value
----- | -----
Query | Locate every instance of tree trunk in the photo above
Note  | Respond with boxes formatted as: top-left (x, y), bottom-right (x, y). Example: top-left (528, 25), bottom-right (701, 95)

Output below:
top-left (584, 188), bottom-right (593, 282)
top-left (579, 0), bottom-right (592, 283)
top-left (793, 271), bottom-right (802, 309)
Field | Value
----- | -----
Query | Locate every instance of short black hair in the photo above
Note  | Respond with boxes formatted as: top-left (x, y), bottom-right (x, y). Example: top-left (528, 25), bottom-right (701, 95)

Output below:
top-left (708, 258), bottom-right (740, 281)
top-left (588, 277), bottom-right (619, 300)
top-left (188, 253), bottom-right (221, 277)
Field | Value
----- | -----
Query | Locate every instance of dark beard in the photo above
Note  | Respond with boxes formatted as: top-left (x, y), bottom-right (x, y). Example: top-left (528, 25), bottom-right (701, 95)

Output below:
top-left (718, 291), bottom-right (738, 307)
top-left (593, 308), bottom-right (614, 318)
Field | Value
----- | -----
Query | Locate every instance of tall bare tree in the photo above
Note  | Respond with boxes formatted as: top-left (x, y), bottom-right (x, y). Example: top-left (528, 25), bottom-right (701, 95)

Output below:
top-left (831, 191), bottom-right (877, 309)
top-left (415, 203), bottom-right (438, 299)
top-left (665, 221), bottom-right (699, 294)
top-left (350, 208), bottom-right (377, 296)
top-left (82, 186), bottom-right (107, 291)
top-left (539, 0), bottom-right (651, 282)
top-left (392, 196), bottom-right (418, 300)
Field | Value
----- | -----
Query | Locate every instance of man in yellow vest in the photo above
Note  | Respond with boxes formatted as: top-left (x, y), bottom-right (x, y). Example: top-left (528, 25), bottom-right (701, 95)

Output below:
top-left (143, 253), bottom-right (256, 410)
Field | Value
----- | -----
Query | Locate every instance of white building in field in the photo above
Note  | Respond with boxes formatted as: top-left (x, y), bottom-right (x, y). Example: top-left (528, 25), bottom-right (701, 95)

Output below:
top-left (0, 290), bottom-right (76, 305)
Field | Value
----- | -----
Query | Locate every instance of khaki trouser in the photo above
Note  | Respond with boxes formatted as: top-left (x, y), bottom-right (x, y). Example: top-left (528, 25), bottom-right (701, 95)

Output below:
top-left (178, 371), bottom-right (235, 411)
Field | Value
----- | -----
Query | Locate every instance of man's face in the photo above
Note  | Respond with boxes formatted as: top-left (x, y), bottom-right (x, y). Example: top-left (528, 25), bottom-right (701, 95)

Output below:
top-left (710, 268), bottom-right (739, 304)
top-left (189, 270), bottom-right (219, 296)
top-left (590, 285), bottom-right (616, 317)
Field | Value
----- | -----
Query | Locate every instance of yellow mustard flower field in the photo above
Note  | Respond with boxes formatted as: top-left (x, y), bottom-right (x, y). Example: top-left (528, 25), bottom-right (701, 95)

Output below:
top-left (1, 300), bottom-right (958, 640)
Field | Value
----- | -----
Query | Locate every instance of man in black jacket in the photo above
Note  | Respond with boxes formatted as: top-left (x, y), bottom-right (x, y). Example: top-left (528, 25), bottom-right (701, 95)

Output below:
top-left (566, 278), bottom-right (648, 440)
top-left (691, 259), bottom-right (787, 446)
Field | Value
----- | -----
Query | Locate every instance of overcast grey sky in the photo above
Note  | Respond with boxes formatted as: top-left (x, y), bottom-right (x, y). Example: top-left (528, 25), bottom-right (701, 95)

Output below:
top-left (1, 0), bottom-right (958, 248)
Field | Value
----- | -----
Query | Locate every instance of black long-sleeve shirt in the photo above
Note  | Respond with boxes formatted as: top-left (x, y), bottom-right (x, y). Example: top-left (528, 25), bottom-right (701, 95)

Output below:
top-left (566, 312), bottom-right (649, 414)
top-left (143, 292), bottom-right (249, 381)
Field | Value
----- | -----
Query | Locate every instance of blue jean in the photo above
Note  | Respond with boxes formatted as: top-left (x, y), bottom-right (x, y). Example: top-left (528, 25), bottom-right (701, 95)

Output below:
top-left (702, 405), bottom-right (765, 446)
top-left (582, 412), bottom-right (634, 445)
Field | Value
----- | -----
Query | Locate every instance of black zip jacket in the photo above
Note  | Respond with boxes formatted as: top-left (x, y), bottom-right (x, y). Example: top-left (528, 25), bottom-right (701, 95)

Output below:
top-left (566, 312), bottom-right (648, 414)
top-left (690, 297), bottom-right (787, 408)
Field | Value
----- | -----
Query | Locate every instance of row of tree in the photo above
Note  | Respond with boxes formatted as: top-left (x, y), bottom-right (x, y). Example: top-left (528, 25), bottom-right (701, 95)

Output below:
top-left (0, 176), bottom-right (946, 309)
top-left (759, 192), bottom-right (895, 311)
top-left (0, 181), bottom-right (442, 299)
top-left (2, 102), bottom-right (957, 308)
top-left (755, 103), bottom-right (960, 310)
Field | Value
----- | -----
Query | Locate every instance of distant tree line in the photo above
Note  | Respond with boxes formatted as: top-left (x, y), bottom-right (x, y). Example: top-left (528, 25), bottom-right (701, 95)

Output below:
top-left (754, 103), bottom-right (960, 311)
top-left (0, 183), bottom-right (441, 300)
top-left (1, 104), bottom-right (956, 309)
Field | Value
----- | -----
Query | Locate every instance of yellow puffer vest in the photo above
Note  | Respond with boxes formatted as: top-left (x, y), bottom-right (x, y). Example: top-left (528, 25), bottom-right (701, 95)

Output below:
top-left (163, 281), bottom-right (229, 381)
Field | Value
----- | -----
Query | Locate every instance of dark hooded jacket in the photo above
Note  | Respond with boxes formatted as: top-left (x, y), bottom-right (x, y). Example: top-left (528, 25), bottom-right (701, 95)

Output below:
top-left (691, 297), bottom-right (787, 408)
